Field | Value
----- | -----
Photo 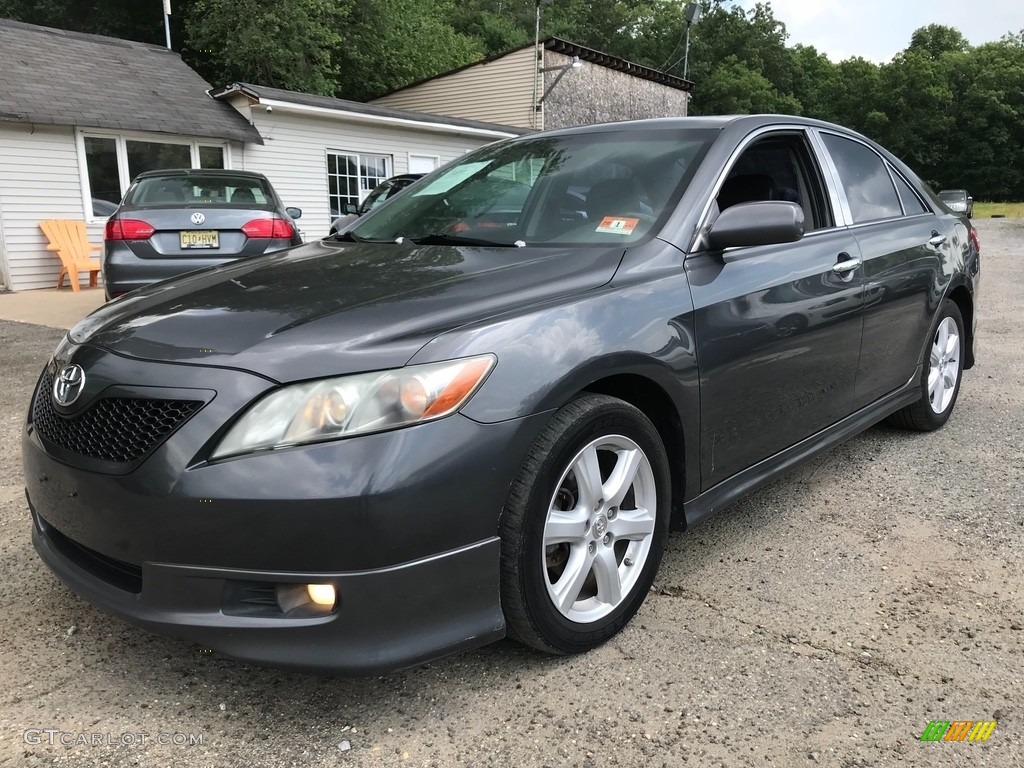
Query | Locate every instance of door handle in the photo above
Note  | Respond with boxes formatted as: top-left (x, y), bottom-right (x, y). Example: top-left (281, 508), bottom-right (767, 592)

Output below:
top-left (832, 257), bottom-right (861, 275)
top-left (929, 231), bottom-right (947, 247)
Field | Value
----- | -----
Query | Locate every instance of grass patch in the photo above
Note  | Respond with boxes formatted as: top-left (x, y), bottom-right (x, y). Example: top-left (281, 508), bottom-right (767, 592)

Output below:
top-left (973, 201), bottom-right (1024, 219)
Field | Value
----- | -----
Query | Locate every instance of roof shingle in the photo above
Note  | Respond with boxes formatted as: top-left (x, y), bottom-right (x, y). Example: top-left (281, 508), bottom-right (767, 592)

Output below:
top-left (0, 18), bottom-right (262, 144)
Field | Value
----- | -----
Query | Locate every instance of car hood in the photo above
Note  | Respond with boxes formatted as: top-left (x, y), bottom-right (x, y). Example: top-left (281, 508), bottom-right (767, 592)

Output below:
top-left (72, 239), bottom-right (625, 382)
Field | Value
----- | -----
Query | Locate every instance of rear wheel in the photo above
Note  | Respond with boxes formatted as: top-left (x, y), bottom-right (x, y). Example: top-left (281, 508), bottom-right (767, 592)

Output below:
top-left (500, 394), bottom-right (670, 654)
top-left (887, 300), bottom-right (964, 431)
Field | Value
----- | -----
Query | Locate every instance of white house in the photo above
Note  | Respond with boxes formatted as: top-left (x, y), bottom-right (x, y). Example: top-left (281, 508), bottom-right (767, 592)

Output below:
top-left (208, 83), bottom-right (521, 235)
top-left (0, 19), bottom-right (519, 292)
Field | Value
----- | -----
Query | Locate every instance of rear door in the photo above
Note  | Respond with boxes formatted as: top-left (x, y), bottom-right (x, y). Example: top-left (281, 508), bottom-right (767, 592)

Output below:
top-left (686, 129), bottom-right (866, 488)
top-left (816, 132), bottom-right (952, 407)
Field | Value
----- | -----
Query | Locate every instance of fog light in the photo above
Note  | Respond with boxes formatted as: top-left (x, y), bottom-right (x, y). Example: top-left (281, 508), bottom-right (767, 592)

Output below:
top-left (306, 583), bottom-right (336, 607)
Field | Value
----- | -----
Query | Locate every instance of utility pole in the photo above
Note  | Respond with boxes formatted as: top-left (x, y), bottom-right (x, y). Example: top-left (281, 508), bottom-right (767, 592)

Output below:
top-left (163, 0), bottom-right (172, 49)
top-left (682, 2), bottom-right (701, 81)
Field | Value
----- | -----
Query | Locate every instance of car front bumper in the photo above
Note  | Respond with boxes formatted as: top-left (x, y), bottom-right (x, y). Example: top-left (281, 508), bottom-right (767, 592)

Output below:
top-left (22, 349), bottom-right (550, 672)
top-left (29, 502), bottom-right (503, 673)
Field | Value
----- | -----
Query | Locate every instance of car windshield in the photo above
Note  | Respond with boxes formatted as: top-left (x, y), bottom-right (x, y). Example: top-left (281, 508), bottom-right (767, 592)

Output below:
top-left (351, 129), bottom-right (715, 247)
top-left (126, 174), bottom-right (274, 206)
top-left (939, 190), bottom-right (966, 203)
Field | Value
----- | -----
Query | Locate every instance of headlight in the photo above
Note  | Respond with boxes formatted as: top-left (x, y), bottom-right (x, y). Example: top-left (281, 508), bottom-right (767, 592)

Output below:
top-left (212, 355), bottom-right (495, 459)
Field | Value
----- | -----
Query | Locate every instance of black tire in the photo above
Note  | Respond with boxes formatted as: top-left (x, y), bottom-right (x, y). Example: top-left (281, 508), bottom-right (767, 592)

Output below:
top-left (499, 393), bottom-right (671, 654)
top-left (887, 299), bottom-right (965, 431)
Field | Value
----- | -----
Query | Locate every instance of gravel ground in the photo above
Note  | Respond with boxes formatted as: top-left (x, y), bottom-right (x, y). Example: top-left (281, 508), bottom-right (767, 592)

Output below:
top-left (0, 220), bottom-right (1021, 768)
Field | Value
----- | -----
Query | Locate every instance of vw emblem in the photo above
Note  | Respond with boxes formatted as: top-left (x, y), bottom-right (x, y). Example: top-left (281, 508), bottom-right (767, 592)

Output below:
top-left (53, 364), bottom-right (86, 407)
top-left (190, 212), bottom-right (206, 225)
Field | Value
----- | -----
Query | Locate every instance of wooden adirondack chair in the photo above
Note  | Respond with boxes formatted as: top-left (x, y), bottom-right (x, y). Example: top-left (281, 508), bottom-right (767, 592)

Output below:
top-left (39, 219), bottom-right (102, 292)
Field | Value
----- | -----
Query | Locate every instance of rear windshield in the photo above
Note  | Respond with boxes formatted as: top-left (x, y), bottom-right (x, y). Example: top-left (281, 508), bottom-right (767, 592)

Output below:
top-left (351, 129), bottom-right (715, 247)
top-left (939, 190), bottom-right (966, 202)
top-left (125, 174), bottom-right (274, 206)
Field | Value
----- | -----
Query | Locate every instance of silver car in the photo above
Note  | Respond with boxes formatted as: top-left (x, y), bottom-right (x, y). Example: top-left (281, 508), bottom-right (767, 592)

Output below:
top-left (938, 188), bottom-right (973, 217)
top-left (102, 169), bottom-right (302, 299)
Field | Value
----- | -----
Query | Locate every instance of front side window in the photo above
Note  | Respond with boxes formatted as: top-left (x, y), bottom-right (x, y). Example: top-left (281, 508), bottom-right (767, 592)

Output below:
top-left (715, 133), bottom-right (833, 231)
top-left (351, 130), bottom-right (714, 246)
top-left (327, 152), bottom-right (391, 221)
top-left (821, 133), bottom-right (903, 224)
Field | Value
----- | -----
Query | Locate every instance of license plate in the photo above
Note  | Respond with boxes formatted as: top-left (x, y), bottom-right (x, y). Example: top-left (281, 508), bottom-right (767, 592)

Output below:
top-left (180, 230), bottom-right (219, 249)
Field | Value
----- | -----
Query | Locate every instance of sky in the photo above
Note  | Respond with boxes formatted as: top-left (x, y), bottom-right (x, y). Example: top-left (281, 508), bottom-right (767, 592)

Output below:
top-left (738, 0), bottom-right (1022, 62)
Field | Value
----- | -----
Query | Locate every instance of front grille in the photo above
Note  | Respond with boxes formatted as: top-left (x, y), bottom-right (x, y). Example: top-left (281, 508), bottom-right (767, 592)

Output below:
top-left (32, 370), bottom-right (202, 464)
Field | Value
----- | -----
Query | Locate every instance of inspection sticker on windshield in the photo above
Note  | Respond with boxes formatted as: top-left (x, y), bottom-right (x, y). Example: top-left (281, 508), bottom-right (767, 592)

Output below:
top-left (596, 216), bottom-right (639, 235)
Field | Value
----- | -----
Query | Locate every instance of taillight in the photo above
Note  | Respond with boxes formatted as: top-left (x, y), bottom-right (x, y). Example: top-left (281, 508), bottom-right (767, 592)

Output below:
top-left (969, 227), bottom-right (980, 254)
top-left (105, 219), bottom-right (155, 241)
top-left (241, 217), bottom-right (294, 239)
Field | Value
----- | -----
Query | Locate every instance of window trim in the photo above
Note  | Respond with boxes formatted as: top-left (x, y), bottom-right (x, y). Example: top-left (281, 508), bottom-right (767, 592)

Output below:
top-left (75, 129), bottom-right (229, 222)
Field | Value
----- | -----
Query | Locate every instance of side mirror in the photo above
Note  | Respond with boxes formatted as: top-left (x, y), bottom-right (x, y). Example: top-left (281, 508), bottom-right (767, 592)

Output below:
top-left (708, 201), bottom-right (804, 251)
top-left (343, 203), bottom-right (358, 215)
top-left (967, 196), bottom-right (973, 204)
top-left (285, 207), bottom-right (302, 219)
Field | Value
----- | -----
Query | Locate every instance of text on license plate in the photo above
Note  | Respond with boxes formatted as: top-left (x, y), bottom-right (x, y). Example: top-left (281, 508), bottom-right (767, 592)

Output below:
top-left (180, 230), bottom-right (219, 249)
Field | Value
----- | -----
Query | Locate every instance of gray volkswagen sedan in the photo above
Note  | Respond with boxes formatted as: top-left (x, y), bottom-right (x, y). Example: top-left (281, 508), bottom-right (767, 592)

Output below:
top-left (102, 169), bottom-right (302, 300)
top-left (23, 115), bottom-right (979, 673)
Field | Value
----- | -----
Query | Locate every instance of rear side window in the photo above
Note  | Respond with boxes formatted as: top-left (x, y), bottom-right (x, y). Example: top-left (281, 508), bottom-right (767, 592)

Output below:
top-left (891, 168), bottom-right (928, 215)
top-left (821, 134), bottom-right (903, 223)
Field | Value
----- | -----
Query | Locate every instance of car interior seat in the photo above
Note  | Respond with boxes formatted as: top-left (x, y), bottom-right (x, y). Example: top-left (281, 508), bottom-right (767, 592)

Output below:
top-left (151, 181), bottom-right (188, 204)
top-left (231, 188), bottom-right (257, 203)
top-left (585, 178), bottom-right (642, 222)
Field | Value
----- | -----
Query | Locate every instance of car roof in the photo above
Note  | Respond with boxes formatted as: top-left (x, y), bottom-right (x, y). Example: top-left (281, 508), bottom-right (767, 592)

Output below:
top-left (132, 168), bottom-right (271, 180)
top-left (531, 114), bottom-right (853, 139)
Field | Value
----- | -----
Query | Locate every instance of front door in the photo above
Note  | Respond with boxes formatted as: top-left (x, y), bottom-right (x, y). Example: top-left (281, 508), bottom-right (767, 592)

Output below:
top-left (686, 131), bottom-right (865, 489)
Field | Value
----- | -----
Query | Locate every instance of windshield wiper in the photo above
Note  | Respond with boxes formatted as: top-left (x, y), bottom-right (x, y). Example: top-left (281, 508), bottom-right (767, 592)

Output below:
top-left (410, 233), bottom-right (522, 247)
top-left (331, 231), bottom-right (400, 244)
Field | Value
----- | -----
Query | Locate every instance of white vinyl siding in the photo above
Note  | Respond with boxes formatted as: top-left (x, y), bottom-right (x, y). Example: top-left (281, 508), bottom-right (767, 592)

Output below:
top-left (372, 48), bottom-right (536, 129)
top-left (0, 123), bottom-right (234, 292)
top-left (0, 123), bottom-right (98, 291)
top-left (229, 109), bottom-right (496, 239)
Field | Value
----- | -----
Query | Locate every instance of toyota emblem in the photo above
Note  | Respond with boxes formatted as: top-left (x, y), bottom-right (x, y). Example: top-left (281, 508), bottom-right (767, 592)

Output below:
top-left (53, 364), bottom-right (86, 407)
top-left (191, 212), bottom-right (206, 225)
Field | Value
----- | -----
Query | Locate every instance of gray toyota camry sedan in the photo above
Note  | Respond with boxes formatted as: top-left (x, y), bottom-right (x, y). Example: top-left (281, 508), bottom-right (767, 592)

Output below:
top-left (23, 115), bottom-right (980, 673)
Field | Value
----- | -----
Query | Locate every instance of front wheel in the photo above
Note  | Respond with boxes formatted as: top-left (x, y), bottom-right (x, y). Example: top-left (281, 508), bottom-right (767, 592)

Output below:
top-left (887, 299), bottom-right (965, 431)
top-left (500, 394), bottom-right (670, 654)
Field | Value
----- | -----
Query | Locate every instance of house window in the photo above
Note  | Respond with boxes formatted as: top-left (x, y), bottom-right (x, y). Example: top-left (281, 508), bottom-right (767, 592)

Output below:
top-left (78, 132), bottom-right (228, 219)
top-left (84, 137), bottom-right (120, 215)
top-left (327, 151), bottom-right (391, 220)
top-left (199, 145), bottom-right (225, 168)
top-left (126, 140), bottom-right (192, 179)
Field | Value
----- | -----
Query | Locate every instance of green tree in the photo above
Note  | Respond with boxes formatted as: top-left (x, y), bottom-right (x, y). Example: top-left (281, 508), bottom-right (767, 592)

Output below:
top-left (185, 0), bottom-right (346, 95)
top-left (334, 0), bottom-right (482, 100)
top-left (0, 0), bottom-right (168, 43)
